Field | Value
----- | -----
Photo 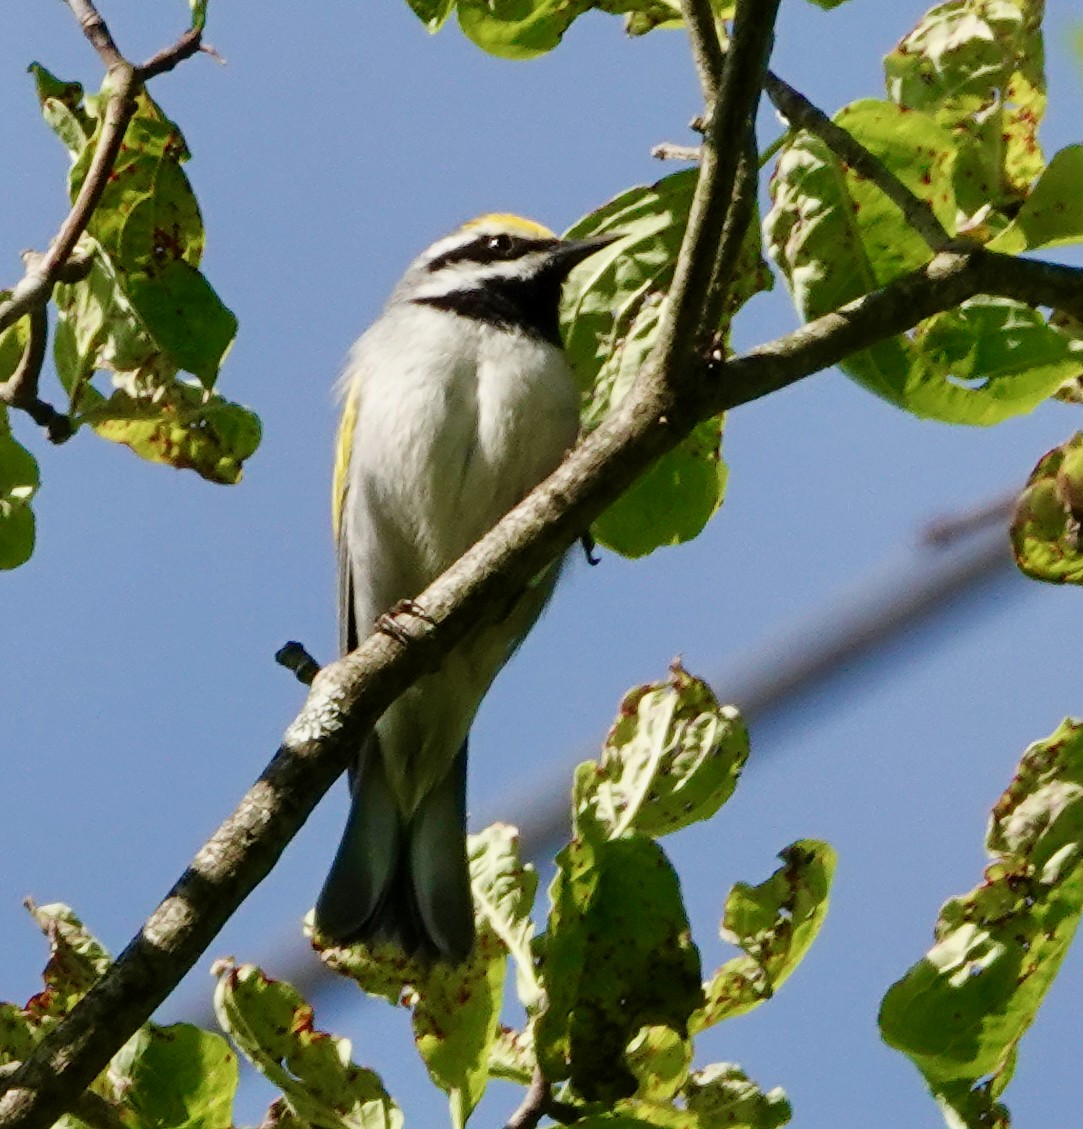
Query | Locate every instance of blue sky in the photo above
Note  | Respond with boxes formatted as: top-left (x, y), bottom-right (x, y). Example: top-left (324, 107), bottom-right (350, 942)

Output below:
top-left (2, 2), bottom-right (1083, 1127)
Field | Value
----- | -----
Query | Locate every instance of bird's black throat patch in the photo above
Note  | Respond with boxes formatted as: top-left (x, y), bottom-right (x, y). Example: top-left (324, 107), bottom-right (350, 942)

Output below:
top-left (412, 271), bottom-right (566, 348)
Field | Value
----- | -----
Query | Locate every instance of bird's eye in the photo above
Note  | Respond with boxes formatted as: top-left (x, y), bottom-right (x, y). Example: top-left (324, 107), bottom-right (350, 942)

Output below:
top-left (487, 233), bottom-right (516, 257)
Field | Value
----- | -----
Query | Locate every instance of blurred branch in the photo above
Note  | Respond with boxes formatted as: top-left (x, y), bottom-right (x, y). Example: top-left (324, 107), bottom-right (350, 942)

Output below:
top-left (0, 0), bottom-right (205, 434)
top-left (922, 490), bottom-right (1019, 547)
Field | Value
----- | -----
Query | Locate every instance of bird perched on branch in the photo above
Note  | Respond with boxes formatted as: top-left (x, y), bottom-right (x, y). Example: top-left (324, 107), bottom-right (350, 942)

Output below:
top-left (315, 213), bottom-right (616, 962)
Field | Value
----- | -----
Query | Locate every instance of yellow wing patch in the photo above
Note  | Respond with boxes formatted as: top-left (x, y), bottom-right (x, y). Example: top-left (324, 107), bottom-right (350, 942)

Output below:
top-left (332, 385), bottom-right (358, 542)
top-left (461, 213), bottom-right (557, 240)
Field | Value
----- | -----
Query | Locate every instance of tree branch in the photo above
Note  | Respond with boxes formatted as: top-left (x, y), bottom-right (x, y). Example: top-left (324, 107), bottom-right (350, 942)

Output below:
top-left (655, 0), bottom-right (780, 372)
top-left (0, 305), bottom-right (71, 442)
top-left (0, 0), bottom-right (204, 432)
top-left (503, 1067), bottom-right (582, 1129)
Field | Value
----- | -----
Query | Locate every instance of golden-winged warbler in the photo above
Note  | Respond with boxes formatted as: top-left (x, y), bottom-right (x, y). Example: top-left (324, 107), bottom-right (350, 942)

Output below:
top-left (315, 214), bottom-right (616, 962)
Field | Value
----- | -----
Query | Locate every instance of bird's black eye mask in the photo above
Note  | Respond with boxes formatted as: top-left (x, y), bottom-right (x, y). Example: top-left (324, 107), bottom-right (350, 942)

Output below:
top-left (425, 234), bottom-right (559, 272)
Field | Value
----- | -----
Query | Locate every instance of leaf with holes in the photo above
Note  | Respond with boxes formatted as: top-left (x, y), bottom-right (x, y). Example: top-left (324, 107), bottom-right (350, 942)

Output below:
top-left (536, 831), bottom-right (702, 1103)
top-left (884, 0), bottom-right (1046, 225)
top-left (694, 841), bottom-right (835, 1031)
top-left (880, 718), bottom-right (1083, 1128)
top-left (579, 663), bottom-right (748, 840)
top-left (214, 962), bottom-right (402, 1129)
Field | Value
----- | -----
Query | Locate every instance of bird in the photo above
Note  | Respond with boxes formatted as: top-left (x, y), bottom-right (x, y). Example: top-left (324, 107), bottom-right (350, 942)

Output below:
top-left (314, 213), bottom-right (617, 963)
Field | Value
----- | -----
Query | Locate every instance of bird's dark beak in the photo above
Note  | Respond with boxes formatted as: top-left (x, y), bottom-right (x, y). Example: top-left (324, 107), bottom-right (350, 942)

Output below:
top-left (550, 232), bottom-right (622, 276)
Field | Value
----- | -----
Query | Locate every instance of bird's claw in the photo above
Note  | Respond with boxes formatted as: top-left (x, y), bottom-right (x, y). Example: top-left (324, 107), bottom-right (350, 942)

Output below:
top-left (375, 599), bottom-right (435, 645)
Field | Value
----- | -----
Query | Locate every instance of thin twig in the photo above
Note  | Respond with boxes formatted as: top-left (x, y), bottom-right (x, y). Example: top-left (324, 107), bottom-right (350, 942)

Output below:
top-left (504, 1067), bottom-right (550, 1129)
top-left (762, 69), bottom-right (955, 254)
top-left (680, 0), bottom-right (725, 106)
top-left (703, 130), bottom-right (759, 349)
top-left (65, 0), bottom-right (124, 69)
top-left (275, 642), bottom-right (322, 686)
top-left (651, 142), bottom-right (702, 162)
top-left (137, 25), bottom-right (205, 80)
top-left (503, 1067), bottom-right (583, 1129)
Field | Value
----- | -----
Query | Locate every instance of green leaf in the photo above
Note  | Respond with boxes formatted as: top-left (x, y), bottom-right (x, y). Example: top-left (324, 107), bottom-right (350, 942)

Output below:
top-left (456, 0), bottom-right (592, 59)
top-left (765, 105), bottom-right (1079, 424)
top-left (682, 1063), bottom-right (791, 1128)
top-left (572, 1063), bottom-right (790, 1129)
top-left (487, 1026), bottom-right (534, 1085)
top-left (988, 145), bottom-right (1083, 253)
top-left (189, 0), bottom-right (208, 32)
top-left (0, 300), bottom-right (30, 384)
top-left (404, 0), bottom-right (455, 32)
top-left (694, 841), bottom-right (835, 1031)
top-left (40, 80), bottom-right (238, 392)
top-left (26, 901), bottom-right (111, 1016)
top-left (562, 170), bottom-right (768, 556)
top-left (579, 662), bottom-right (748, 839)
top-left (590, 417), bottom-right (728, 558)
top-left (0, 902), bottom-right (111, 1055)
top-left (764, 100), bottom-right (957, 317)
top-left (407, 831), bottom-right (520, 1129)
top-left (29, 63), bottom-right (92, 157)
top-left (53, 253), bottom-right (165, 395)
top-left (624, 1026), bottom-right (692, 1103)
top-left (52, 254), bottom-right (258, 485)
top-left (469, 824), bottom-right (541, 1013)
top-left (880, 718), bottom-right (1083, 1128)
top-left (1011, 432), bottom-right (1083, 584)
top-left (213, 962), bottom-right (403, 1129)
top-left (884, 0), bottom-right (1046, 216)
top-left (0, 397), bottom-right (38, 571)
top-left (536, 833), bottom-right (702, 1103)
top-left (83, 382), bottom-right (261, 486)
top-left (125, 262), bottom-right (237, 385)
top-left (109, 1025), bottom-right (237, 1129)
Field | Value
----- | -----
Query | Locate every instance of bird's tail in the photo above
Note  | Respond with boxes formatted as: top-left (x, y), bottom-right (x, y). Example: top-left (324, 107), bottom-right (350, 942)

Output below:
top-left (314, 740), bottom-right (475, 963)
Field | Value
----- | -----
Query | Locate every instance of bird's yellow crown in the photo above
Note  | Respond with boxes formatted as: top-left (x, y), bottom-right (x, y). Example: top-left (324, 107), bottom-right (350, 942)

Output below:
top-left (460, 213), bottom-right (557, 240)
